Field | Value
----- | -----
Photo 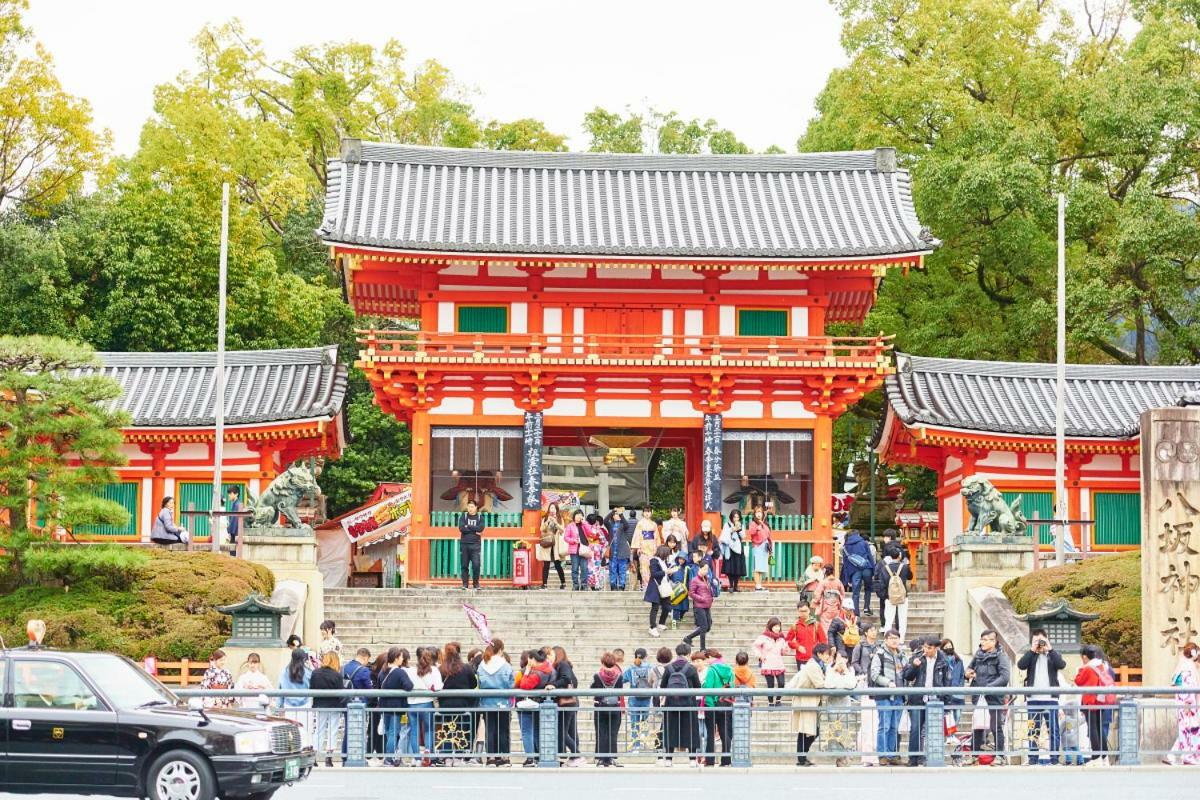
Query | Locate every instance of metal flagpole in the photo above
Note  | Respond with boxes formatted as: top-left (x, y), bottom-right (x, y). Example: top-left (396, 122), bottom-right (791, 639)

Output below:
top-left (1054, 192), bottom-right (1067, 567)
top-left (210, 183), bottom-right (230, 554)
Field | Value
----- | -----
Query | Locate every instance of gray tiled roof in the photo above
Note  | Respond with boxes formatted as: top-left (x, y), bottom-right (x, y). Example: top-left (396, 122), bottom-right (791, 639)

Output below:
top-left (318, 140), bottom-right (939, 259)
top-left (79, 347), bottom-right (348, 428)
top-left (885, 352), bottom-right (1200, 438)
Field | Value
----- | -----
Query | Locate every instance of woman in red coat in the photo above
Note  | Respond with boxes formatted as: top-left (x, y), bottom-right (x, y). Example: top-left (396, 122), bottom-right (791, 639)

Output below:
top-left (1073, 644), bottom-right (1110, 761)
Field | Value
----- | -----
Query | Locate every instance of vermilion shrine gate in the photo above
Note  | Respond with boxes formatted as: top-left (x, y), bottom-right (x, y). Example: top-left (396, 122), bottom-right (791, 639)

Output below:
top-left (320, 140), bottom-right (938, 584)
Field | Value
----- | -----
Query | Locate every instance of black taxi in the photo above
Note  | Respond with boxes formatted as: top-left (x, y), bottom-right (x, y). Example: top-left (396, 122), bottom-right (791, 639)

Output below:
top-left (0, 647), bottom-right (314, 800)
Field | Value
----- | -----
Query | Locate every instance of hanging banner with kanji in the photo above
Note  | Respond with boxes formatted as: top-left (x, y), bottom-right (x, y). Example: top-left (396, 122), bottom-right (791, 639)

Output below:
top-left (522, 411), bottom-right (544, 510)
top-left (703, 413), bottom-right (723, 513)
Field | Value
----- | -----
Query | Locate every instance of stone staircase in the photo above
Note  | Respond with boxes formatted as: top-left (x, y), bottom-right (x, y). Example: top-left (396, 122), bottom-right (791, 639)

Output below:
top-left (326, 587), bottom-right (946, 667)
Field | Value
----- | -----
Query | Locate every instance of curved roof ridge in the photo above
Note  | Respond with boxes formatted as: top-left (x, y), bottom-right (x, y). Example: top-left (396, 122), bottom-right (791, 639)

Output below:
top-left (888, 352), bottom-right (1200, 439)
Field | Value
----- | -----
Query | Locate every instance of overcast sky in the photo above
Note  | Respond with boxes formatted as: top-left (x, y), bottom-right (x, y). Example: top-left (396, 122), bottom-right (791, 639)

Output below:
top-left (26, 0), bottom-right (847, 156)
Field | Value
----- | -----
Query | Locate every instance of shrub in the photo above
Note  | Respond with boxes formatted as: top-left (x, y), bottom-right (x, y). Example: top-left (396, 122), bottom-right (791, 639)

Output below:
top-left (21, 544), bottom-right (151, 590)
top-left (1003, 552), bottom-right (1141, 667)
top-left (0, 547), bottom-right (273, 659)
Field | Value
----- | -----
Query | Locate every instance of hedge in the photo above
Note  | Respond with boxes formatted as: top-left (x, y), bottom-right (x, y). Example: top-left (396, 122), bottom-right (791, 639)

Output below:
top-left (0, 547), bottom-right (274, 659)
top-left (1003, 551), bottom-right (1141, 667)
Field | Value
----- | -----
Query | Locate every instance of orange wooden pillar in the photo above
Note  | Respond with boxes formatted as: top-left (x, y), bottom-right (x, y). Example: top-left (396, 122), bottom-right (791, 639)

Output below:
top-left (812, 414), bottom-right (834, 562)
top-left (409, 410), bottom-right (432, 583)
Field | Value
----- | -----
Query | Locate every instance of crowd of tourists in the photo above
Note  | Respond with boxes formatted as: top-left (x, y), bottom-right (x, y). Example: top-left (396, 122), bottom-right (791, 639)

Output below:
top-left (195, 611), bottom-right (1200, 769)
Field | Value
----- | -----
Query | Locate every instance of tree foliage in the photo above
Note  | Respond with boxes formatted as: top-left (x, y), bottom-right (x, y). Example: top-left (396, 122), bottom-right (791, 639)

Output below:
top-left (0, 0), bottom-right (107, 210)
top-left (584, 106), bottom-right (755, 154)
top-left (804, 0), bottom-right (1200, 366)
top-left (0, 337), bottom-right (129, 541)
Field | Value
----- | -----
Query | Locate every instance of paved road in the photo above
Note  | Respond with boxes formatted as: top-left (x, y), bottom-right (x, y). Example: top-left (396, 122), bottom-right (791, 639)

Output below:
top-left (4, 765), bottom-right (1196, 800)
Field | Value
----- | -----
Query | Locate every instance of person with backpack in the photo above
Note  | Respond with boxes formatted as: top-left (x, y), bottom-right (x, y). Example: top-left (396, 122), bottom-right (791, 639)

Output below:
top-left (869, 629), bottom-right (906, 765)
top-left (752, 617), bottom-right (789, 706)
top-left (874, 551), bottom-right (912, 641)
top-left (1074, 643), bottom-right (1116, 762)
top-left (840, 529), bottom-right (876, 616)
top-left (622, 648), bottom-right (653, 750)
top-left (551, 646), bottom-right (584, 766)
top-left (901, 636), bottom-right (951, 766)
top-left (649, 647), bottom-right (673, 761)
top-left (683, 561), bottom-right (716, 651)
top-left (591, 652), bottom-right (626, 766)
top-left (644, 544), bottom-right (674, 637)
top-left (659, 642), bottom-right (702, 766)
top-left (966, 629), bottom-right (1012, 764)
top-left (700, 649), bottom-right (735, 766)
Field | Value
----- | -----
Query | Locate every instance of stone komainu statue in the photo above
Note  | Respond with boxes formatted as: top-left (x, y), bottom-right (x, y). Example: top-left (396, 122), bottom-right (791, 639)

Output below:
top-left (249, 463), bottom-right (321, 528)
top-left (960, 475), bottom-right (1028, 536)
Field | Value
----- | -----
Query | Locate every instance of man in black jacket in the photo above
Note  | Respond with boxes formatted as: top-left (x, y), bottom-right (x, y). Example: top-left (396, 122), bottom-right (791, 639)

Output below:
top-left (1017, 628), bottom-right (1067, 764)
top-left (966, 629), bottom-right (1012, 762)
top-left (458, 500), bottom-right (486, 590)
top-left (606, 506), bottom-right (634, 590)
top-left (901, 636), bottom-right (950, 766)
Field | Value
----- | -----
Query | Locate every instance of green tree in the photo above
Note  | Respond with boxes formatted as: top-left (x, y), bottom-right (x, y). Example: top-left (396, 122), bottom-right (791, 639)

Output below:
top-left (0, 337), bottom-right (129, 542)
top-left (318, 380), bottom-right (413, 517)
top-left (0, 0), bottom-right (107, 210)
top-left (584, 106), bottom-right (752, 155)
top-left (482, 118), bottom-right (568, 152)
top-left (803, 0), bottom-right (1200, 366)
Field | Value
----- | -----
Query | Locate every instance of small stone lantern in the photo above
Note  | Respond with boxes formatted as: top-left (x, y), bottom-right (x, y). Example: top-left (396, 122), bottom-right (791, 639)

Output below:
top-left (216, 593), bottom-right (294, 648)
top-left (1016, 600), bottom-right (1099, 654)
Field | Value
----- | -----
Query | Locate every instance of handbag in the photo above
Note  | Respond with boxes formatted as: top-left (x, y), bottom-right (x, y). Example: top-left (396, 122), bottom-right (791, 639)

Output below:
top-left (972, 701), bottom-right (990, 730)
top-left (670, 581), bottom-right (689, 606)
top-left (655, 559), bottom-right (674, 599)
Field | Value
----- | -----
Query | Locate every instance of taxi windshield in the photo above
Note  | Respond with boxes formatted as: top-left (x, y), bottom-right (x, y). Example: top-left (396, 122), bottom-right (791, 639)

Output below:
top-left (73, 654), bottom-right (179, 710)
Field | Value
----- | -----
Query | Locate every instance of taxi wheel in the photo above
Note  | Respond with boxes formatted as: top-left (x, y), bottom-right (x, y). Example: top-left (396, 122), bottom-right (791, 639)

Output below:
top-left (147, 749), bottom-right (216, 800)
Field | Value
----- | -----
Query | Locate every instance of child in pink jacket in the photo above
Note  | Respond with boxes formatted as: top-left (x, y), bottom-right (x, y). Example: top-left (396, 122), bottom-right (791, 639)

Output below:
top-left (752, 616), bottom-right (790, 706)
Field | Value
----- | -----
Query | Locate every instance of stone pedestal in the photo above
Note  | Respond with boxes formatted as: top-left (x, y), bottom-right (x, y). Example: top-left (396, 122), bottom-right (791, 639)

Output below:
top-left (942, 536), bottom-right (1035, 654)
top-left (242, 528), bottom-right (325, 650)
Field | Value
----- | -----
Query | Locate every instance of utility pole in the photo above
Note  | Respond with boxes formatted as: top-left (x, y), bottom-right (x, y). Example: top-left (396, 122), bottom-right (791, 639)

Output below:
top-left (1054, 192), bottom-right (1067, 566)
top-left (210, 183), bottom-right (229, 554)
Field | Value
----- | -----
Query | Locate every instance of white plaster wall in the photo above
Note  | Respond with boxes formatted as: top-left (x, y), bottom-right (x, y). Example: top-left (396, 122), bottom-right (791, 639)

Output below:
top-left (790, 307), bottom-right (809, 337)
top-left (543, 308), bottom-right (563, 334)
top-left (546, 265), bottom-right (588, 279)
top-left (545, 399), bottom-right (586, 417)
top-left (510, 302), bottom-right (527, 334)
top-left (771, 401), bottom-right (815, 419)
top-left (725, 401), bottom-right (765, 418)
top-left (662, 309), bottom-right (674, 335)
top-left (573, 307), bottom-right (584, 335)
top-left (719, 306), bottom-right (735, 336)
top-left (1086, 454), bottom-right (1123, 471)
top-left (595, 399), bottom-right (652, 417)
top-left (659, 400), bottom-right (703, 418)
top-left (1027, 453), bottom-right (1055, 470)
top-left (174, 444), bottom-right (208, 460)
top-left (441, 263), bottom-right (479, 276)
top-left (945, 455), bottom-right (962, 474)
top-left (979, 451), bottom-right (1018, 468)
top-left (481, 398), bottom-right (523, 416)
top-left (438, 302), bottom-right (454, 332)
top-left (943, 494), bottom-right (964, 537)
top-left (430, 397), bottom-right (474, 415)
top-left (684, 309), bottom-right (703, 336)
top-left (220, 441), bottom-right (253, 461)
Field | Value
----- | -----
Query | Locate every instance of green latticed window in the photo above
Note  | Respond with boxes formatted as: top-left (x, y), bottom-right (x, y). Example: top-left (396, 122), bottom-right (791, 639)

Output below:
top-left (737, 309), bottom-right (788, 336)
top-left (1093, 492), bottom-right (1140, 546)
top-left (1001, 491), bottom-right (1054, 545)
top-left (76, 482), bottom-right (139, 538)
top-left (177, 482), bottom-right (247, 542)
top-left (457, 305), bottom-right (508, 333)
top-left (430, 539), bottom-right (516, 580)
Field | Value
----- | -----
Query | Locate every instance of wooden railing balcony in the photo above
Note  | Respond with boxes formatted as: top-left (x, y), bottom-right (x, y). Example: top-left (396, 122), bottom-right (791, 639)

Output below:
top-left (358, 330), bottom-right (893, 372)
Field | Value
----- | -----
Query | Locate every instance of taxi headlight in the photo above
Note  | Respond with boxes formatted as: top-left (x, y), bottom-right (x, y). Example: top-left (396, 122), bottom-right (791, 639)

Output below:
top-left (234, 730), bottom-right (272, 754)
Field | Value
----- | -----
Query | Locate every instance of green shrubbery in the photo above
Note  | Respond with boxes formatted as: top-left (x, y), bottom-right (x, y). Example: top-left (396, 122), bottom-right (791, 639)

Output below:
top-left (0, 545), bottom-right (273, 659)
top-left (1003, 552), bottom-right (1141, 667)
